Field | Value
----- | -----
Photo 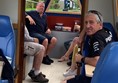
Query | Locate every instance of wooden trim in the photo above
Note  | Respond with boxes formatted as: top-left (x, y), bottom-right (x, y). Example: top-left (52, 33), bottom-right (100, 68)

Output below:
top-left (15, 0), bottom-right (25, 83)
top-left (46, 11), bottom-right (81, 15)
top-left (76, 0), bottom-right (88, 75)
top-left (78, 0), bottom-right (82, 12)
top-left (112, 0), bottom-right (116, 27)
top-left (116, 0), bottom-right (118, 16)
top-left (80, 0), bottom-right (88, 30)
top-left (45, 0), bottom-right (52, 11)
top-left (13, 23), bottom-right (18, 30)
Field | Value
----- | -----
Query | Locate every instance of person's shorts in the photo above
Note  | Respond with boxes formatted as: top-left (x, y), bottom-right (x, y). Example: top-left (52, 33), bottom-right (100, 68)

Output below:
top-left (24, 42), bottom-right (43, 56)
top-left (67, 75), bottom-right (91, 83)
top-left (30, 33), bottom-right (53, 44)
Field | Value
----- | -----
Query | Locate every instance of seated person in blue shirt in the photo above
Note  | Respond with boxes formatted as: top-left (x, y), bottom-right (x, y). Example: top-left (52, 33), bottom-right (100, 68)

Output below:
top-left (61, 10), bottom-right (114, 83)
top-left (25, 2), bottom-right (57, 65)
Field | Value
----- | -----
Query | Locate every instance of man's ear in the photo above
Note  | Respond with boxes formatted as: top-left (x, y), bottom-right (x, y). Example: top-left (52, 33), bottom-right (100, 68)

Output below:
top-left (99, 22), bottom-right (103, 29)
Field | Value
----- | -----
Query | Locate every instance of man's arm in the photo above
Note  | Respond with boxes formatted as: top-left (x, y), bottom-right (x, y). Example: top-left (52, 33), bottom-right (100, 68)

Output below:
top-left (83, 56), bottom-right (99, 66)
top-left (24, 26), bottom-right (39, 43)
top-left (25, 13), bottom-right (36, 25)
top-left (24, 26), bottom-right (34, 42)
top-left (75, 54), bottom-right (99, 67)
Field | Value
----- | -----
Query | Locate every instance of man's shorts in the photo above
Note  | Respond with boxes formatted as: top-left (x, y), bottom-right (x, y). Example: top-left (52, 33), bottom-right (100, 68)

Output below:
top-left (67, 75), bottom-right (92, 83)
top-left (24, 42), bottom-right (43, 56)
top-left (30, 33), bottom-right (53, 44)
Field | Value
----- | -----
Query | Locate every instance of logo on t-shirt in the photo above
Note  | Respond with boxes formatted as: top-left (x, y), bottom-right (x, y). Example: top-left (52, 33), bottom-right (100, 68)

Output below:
top-left (105, 32), bottom-right (112, 43)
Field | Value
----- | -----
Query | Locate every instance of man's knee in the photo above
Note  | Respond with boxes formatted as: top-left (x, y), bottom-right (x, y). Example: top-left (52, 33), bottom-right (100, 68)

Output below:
top-left (51, 37), bottom-right (57, 44)
top-left (43, 39), bottom-right (48, 44)
top-left (40, 45), bottom-right (45, 51)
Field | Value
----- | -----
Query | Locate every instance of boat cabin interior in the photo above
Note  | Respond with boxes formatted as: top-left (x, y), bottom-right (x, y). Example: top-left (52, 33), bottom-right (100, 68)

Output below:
top-left (0, 0), bottom-right (118, 83)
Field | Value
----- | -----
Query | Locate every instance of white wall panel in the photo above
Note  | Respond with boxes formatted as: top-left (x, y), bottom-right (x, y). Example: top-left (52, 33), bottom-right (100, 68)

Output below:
top-left (0, 0), bottom-right (18, 23)
top-left (88, 0), bottom-right (114, 26)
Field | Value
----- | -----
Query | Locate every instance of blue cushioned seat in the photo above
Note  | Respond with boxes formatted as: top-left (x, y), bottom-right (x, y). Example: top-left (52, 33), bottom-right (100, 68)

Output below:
top-left (91, 42), bottom-right (118, 83)
top-left (0, 15), bottom-right (16, 83)
top-left (103, 22), bottom-right (118, 41)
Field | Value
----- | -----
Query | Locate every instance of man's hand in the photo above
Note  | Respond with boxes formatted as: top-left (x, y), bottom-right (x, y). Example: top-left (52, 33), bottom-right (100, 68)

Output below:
top-left (26, 15), bottom-right (36, 25)
top-left (34, 38), bottom-right (39, 43)
top-left (46, 28), bottom-right (51, 34)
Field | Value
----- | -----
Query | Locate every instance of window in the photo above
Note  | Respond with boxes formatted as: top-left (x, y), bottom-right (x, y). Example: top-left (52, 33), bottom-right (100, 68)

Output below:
top-left (25, 0), bottom-right (46, 11)
top-left (25, 0), bottom-right (81, 15)
top-left (46, 0), bottom-right (82, 15)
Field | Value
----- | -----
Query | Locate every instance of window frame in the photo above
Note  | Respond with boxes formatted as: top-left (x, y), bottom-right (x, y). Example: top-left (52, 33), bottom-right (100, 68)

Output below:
top-left (116, 0), bottom-right (118, 16)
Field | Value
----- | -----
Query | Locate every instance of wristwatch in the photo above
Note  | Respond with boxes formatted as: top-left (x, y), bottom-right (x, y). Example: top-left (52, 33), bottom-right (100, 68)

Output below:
top-left (81, 57), bottom-right (86, 63)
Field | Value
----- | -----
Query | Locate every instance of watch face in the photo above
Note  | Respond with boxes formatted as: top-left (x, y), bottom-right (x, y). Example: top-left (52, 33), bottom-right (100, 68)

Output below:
top-left (81, 57), bottom-right (85, 63)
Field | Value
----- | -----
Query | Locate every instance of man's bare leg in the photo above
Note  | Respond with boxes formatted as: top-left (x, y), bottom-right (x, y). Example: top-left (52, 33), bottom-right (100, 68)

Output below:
top-left (46, 37), bottom-right (57, 55)
top-left (33, 46), bottom-right (45, 71)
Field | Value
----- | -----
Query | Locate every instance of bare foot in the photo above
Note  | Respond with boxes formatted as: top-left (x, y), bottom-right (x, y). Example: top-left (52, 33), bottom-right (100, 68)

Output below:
top-left (58, 56), bottom-right (68, 62)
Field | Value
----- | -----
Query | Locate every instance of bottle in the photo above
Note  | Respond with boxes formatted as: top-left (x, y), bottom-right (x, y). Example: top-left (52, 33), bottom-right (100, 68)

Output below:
top-left (74, 21), bottom-right (80, 32)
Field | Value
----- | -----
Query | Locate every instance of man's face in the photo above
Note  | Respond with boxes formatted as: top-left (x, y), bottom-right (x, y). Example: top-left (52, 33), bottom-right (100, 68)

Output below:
top-left (36, 2), bottom-right (45, 14)
top-left (85, 13), bottom-right (102, 36)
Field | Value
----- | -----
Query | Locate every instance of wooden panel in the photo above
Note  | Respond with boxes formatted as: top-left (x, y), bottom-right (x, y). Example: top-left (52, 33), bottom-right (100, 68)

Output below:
top-left (13, 23), bottom-right (18, 30)
top-left (116, 0), bottom-right (118, 16)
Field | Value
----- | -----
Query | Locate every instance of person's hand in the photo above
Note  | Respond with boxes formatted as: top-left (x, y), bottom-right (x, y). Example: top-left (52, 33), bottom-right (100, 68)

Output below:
top-left (26, 15), bottom-right (36, 25)
top-left (46, 28), bottom-right (51, 34)
top-left (34, 38), bottom-right (39, 43)
top-left (75, 53), bottom-right (82, 63)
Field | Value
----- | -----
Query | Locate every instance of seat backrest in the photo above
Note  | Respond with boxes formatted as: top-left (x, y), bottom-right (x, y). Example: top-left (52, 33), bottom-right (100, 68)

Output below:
top-left (0, 15), bottom-right (15, 68)
top-left (91, 42), bottom-right (118, 83)
top-left (103, 22), bottom-right (118, 41)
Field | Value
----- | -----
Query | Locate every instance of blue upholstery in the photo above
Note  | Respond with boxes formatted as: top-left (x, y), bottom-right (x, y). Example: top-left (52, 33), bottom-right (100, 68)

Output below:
top-left (0, 80), bottom-right (8, 83)
top-left (91, 42), bottom-right (118, 83)
top-left (0, 15), bottom-right (16, 83)
top-left (0, 15), bottom-right (15, 67)
top-left (103, 22), bottom-right (118, 41)
top-left (81, 22), bottom-right (117, 75)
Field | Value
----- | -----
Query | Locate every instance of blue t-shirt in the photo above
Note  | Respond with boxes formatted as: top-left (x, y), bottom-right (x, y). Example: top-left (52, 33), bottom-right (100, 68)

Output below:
top-left (26, 10), bottom-right (48, 34)
top-left (87, 28), bottom-right (114, 57)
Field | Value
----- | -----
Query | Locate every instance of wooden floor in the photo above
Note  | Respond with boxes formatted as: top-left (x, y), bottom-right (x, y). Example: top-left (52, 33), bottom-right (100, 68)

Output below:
top-left (23, 57), bottom-right (69, 83)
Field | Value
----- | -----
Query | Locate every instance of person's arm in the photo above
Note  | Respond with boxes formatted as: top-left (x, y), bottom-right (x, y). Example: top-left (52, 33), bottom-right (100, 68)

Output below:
top-left (24, 26), bottom-right (34, 42)
top-left (75, 54), bottom-right (99, 67)
top-left (24, 26), bottom-right (38, 43)
top-left (76, 27), bottom-right (86, 48)
top-left (83, 56), bottom-right (99, 66)
top-left (25, 13), bottom-right (36, 25)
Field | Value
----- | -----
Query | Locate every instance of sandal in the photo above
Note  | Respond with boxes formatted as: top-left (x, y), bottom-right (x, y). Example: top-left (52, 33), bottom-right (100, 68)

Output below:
top-left (58, 56), bottom-right (68, 62)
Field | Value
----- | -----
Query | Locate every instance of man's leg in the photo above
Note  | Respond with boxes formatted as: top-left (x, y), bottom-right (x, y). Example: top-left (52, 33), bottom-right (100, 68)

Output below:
top-left (42, 38), bottom-right (48, 56)
top-left (32, 44), bottom-right (45, 73)
top-left (46, 37), bottom-right (57, 56)
top-left (44, 37), bottom-right (57, 63)
top-left (24, 42), bottom-right (49, 82)
top-left (30, 33), bottom-right (51, 65)
top-left (61, 80), bottom-right (67, 83)
top-left (66, 75), bottom-right (92, 83)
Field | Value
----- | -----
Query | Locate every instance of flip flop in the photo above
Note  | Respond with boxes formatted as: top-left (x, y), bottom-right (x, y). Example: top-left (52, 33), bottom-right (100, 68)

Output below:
top-left (58, 56), bottom-right (68, 62)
